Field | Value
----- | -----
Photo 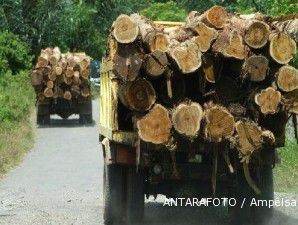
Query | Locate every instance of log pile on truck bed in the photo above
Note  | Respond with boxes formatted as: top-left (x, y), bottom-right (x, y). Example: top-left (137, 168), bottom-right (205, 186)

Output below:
top-left (31, 47), bottom-right (91, 101)
top-left (106, 6), bottom-right (297, 193)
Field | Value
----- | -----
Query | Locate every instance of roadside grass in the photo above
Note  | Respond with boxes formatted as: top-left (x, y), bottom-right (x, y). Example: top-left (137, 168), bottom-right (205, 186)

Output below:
top-left (274, 136), bottom-right (298, 193)
top-left (0, 109), bottom-right (35, 177)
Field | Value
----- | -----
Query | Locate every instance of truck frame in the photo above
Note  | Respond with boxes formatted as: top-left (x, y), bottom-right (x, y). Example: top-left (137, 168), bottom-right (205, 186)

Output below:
top-left (99, 22), bottom-right (276, 225)
top-left (37, 96), bottom-right (92, 125)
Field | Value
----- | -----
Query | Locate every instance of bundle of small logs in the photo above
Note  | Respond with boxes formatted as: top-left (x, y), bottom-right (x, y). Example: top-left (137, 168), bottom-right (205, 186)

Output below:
top-left (108, 6), bottom-right (297, 193)
top-left (31, 47), bottom-right (91, 101)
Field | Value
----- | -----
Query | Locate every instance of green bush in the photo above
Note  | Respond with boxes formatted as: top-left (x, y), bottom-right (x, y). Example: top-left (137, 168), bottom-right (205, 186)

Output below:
top-left (0, 70), bottom-right (35, 129)
top-left (0, 31), bottom-right (34, 130)
top-left (140, 1), bottom-right (187, 22)
top-left (0, 31), bottom-right (33, 74)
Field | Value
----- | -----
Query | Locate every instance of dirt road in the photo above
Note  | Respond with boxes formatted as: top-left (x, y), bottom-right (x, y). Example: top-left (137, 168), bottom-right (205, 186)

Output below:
top-left (0, 100), bottom-right (297, 225)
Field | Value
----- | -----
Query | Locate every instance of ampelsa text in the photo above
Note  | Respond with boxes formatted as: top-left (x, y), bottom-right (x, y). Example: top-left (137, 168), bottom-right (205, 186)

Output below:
top-left (163, 198), bottom-right (237, 207)
top-left (250, 198), bottom-right (297, 208)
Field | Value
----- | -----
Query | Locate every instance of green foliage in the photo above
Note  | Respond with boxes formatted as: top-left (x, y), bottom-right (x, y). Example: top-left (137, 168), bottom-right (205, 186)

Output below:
top-left (0, 31), bottom-right (33, 74)
top-left (0, 71), bottom-right (35, 130)
top-left (140, 1), bottom-right (187, 21)
top-left (274, 136), bottom-right (298, 193)
top-left (229, 0), bottom-right (298, 15)
top-left (0, 31), bottom-right (34, 130)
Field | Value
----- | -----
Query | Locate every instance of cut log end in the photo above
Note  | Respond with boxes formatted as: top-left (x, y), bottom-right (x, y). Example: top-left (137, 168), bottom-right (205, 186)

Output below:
top-left (235, 120), bottom-right (263, 156)
top-left (206, 5), bottom-right (228, 29)
top-left (205, 105), bottom-right (235, 142)
top-left (170, 41), bottom-right (202, 74)
top-left (137, 104), bottom-right (172, 144)
top-left (202, 54), bottom-right (216, 83)
top-left (270, 33), bottom-right (296, 64)
top-left (277, 65), bottom-right (298, 92)
top-left (223, 30), bottom-right (246, 60)
top-left (113, 44), bottom-right (143, 82)
top-left (113, 14), bottom-right (139, 44)
top-left (146, 32), bottom-right (169, 52)
top-left (119, 79), bottom-right (156, 112)
top-left (194, 22), bottom-right (218, 52)
top-left (244, 21), bottom-right (269, 48)
top-left (63, 91), bottom-right (72, 100)
top-left (47, 80), bottom-right (54, 89)
top-left (244, 55), bottom-right (269, 81)
top-left (144, 51), bottom-right (168, 77)
top-left (44, 88), bottom-right (54, 98)
top-left (255, 87), bottom-right (281, 114)
top-left (81, 88), bottom-right (90, 98)
top-left (172, 101), bottom-right (203, 138)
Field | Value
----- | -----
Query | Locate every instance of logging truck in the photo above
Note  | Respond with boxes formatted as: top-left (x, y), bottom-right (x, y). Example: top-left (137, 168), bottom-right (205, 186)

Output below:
top-left (31, 49), bottom-right (93, 125)
top-left (100, 6), bottom-right (297, 225)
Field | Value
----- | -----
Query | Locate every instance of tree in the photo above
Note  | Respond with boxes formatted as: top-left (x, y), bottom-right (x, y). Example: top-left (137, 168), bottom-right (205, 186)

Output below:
top-left (140, 1), bottom-right (187, 21)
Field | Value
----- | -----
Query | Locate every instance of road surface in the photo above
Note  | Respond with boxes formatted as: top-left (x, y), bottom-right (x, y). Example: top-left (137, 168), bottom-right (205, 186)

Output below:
top-left (0, 100), bottom-right (297, 225)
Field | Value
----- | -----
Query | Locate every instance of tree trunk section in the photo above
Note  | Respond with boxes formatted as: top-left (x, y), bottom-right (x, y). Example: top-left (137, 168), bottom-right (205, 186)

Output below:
top-left (269, 33), bottom-right (296, 64)
top-left (276, 65), bottom-right (298, 92)
top-left (255, 87), bottom-right (281, 114)
top-left (44, 88), bottom-right (54, 98)
top-left (144, 51), bottom-right (168, 77)
top-left (243, 55), bottom-right (269, 81)
top-left (187, 5), bottom-right (228, 29)
top-left (113, 14), bottom-right (139, 44)
top-left (172, 101), bottom-right (203, 138)
top-left (49, 46), bottom-right (61, 66)
top-left (272, 18), bottom-right (298, 42)
top-left (63, 91), bottom-right (72, 100)
top-left (205, 104), bottom-right (235, 142)
top-left (119, 78), bottom-right (156, 112)
top-left (213, 29), bottom-right (247, 60)
top-left (168, 39), bottom-right (202, 74)
top-left (137, 104), bottom-right (172, 144)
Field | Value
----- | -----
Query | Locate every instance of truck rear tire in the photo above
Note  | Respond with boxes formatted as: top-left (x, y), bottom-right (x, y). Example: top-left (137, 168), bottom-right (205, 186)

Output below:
top-left (79, 99), bottom-right (93, 124)
top-left (228, 164), bottom-right (274, 225)
top-left (37, 105), bottom-right (50, 125)
top-left (126, 167), bottom-right (145, 224)
top-left (103, 163), bottom-right (125, 225)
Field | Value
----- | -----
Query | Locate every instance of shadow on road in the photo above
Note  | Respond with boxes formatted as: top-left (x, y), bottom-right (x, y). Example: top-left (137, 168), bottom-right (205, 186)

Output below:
top-left (38, 118), bottom-right (96, 128)
top-left (109, 202), bottom-right (298, 225)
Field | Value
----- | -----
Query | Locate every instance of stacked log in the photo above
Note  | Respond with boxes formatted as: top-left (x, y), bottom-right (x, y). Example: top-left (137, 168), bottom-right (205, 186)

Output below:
top-left (31, 47), bottom-right (91, 101)
top-left (107, 6), bottom-right (297, 193)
